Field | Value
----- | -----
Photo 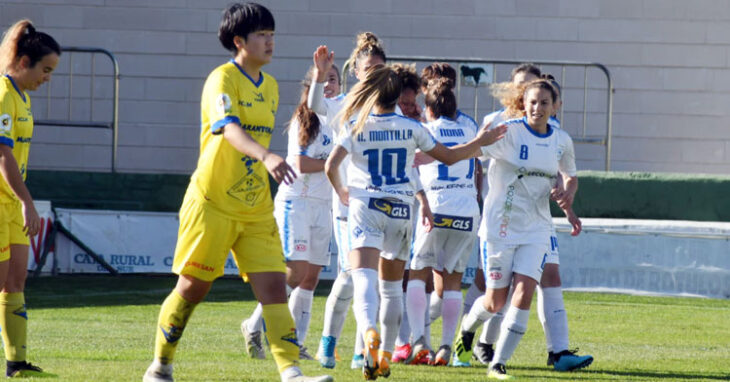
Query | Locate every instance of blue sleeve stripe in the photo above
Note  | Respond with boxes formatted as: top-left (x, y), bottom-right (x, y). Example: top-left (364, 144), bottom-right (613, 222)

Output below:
top-left (211, 116), bottom-right (241, 134)
top-left (0, 136), bottom-right (14, 148)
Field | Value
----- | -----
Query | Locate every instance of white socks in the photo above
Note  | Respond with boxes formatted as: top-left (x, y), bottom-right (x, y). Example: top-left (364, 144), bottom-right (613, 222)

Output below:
top-left (492, 306), bottom-right (529, 366)
top-left (538, 286), bottom-right (569, 353)
top-left (379, 279), bottom-right (403, 353)
top-left (289, 287), bottom-right (314, 344)
top-left (322, 271), bottom-right (354, 339)
top-left (480, 305), bottom-right (506, 344)
top-left (247, 303), bottom-right (264, 332)
top-left (461, 295), bottom-right (494, 333)
top-left (351, 268), bottom-right (379, 341)
top-left (440, 290), bottom-right (461, 347)
top-left (462, 282), bottom-right (482, 317)
top-left (396, 292), bottom-right (411, 347)
top-left (405, 279), bottom-right (427, 341)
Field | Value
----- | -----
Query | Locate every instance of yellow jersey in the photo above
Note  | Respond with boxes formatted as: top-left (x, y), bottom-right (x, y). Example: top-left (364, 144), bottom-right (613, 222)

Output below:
top-left (188, 60), bottom-right (279, 221)
top-left (0, 75), bottom-right (33, 203)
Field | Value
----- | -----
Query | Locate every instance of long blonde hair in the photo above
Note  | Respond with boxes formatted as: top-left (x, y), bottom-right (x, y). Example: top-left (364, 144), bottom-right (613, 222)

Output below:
top-left (337, 65), bottom-right (401, 136)
top-left (0, 19), bottom-right (60, 74)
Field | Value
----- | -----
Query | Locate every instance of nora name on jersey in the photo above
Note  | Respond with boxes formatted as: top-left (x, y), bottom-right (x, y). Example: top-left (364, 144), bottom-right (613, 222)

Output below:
top-left (357, 129), bottom-right (413, 142)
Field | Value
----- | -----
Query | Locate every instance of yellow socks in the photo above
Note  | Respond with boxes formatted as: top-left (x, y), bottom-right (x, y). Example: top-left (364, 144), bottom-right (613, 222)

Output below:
top-left (261, 303), bottom-right (299, 372)
top-left (154, 291), bottom-right (197, 364)
top-left (0, 292), bottom-right (27, 362)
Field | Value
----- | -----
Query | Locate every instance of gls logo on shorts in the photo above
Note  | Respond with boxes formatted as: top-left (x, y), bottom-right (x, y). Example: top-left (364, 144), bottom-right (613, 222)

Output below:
top-left (433, 214), bottom-right (472, 231)
top-left (368, 198), bottom-right (410, 220)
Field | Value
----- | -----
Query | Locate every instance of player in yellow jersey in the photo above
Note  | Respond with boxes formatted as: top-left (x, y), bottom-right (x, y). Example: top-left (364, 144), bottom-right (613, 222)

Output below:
top-left (0, 19), bottom-right (59, 378)
top-left (142, 4), bottom-right (333, 382)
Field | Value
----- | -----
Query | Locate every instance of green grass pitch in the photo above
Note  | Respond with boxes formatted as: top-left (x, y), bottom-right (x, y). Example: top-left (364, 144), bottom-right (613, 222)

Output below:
top-left (22, 275), bottom-right (730, 381)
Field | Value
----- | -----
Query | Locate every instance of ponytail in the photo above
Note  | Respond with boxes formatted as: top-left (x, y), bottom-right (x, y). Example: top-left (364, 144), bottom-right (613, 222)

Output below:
top-left (338, 65), bottom-right (400, 136)
top-left (292, 67), bottom-right (321, 147)
top-left (0, 19), bottom-right (60, 74)
top-left (424, 77), bottom-right (456, 119)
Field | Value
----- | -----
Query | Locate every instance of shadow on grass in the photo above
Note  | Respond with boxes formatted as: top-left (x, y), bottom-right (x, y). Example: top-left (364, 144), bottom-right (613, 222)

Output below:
top-left (514, 365), bottom-right (730, 381)
top-left (26, 274), bottom-right (336, 309)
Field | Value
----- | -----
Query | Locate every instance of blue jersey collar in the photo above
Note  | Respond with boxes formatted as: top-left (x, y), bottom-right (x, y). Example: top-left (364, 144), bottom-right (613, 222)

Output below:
top-left (521, 116), bottom-right (553, 138)
top-left (4, 75), bottom-right (26, 103)
top-left (230, 59), bottom-right (264, 88)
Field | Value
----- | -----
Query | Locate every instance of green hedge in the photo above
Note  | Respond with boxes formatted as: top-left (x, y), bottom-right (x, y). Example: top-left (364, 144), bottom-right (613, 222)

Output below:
top-left (26, 170), bottom-right (730, 221)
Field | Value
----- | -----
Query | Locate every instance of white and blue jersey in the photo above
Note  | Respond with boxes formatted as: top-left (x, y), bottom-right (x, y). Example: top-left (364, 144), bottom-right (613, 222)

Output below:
top-left (276, 117), bottom-right (334, 201)
top-left (479, 117), bottom-right (576, 245)
top-left (418, 115), bottom-right (479, 217)
top-left (337, 113), bottom-right (436, 205)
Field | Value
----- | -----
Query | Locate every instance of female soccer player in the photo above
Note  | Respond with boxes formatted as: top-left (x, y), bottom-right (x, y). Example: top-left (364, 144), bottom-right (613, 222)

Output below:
top-left (466, 69), bottom-right (592, 373)
top-left (407, 77), bottom-right (481, 366)
top-left (307, 33), bottom-right (387, 370)
top-left (324, 65), bottom-right (505, 380)
top-left (241, 64), bottom-right (341, 362)
top-left (453, 79), bottom-right (578, 380)
top-left (0, 19), bottom-right (59, 378)
top-left (143, 4), bottom-right (332, 382)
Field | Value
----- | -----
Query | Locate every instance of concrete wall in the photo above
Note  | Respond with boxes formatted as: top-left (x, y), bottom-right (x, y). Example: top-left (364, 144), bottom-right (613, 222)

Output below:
top-left (2, 0), bottom-right (729, 174)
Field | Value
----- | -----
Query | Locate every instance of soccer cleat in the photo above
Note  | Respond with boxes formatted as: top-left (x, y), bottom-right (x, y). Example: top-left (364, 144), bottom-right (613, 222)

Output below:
top-left (351, 354), bottom-right (365, 369)
top-left (362, 328), bottom-right (381, 380)
top-left (319, 336), bottom-right (337, 369)
top-left (376, 350), bottom-right (391, 378)
top-left (299, 345), bottom-right (315, 361)
top-left (453, 330), bottom-right (475, 364)
top-left (407, 336), bottom-right (431, 365)
top-left (451, 356), bottom-right (470, 367)
top-left (552, 349), bottom-right (593, 372)
top-left (391, 343), bottom-right (411, 363)
top-left (487, 363), bottom-right (515, 380)
top-left (473, 341), bottom-right (494, 365)
top-left (432, 345), bottom-right (451, 366)
top-left (142, 361), bottom-right (173, 382)
top-left (283, 375), bottom-right (334, 382)
top-left (241, 319), bottom-right (266, 359)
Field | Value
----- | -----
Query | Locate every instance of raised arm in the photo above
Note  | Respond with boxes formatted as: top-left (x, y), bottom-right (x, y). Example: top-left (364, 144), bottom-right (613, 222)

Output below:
top-left (307, 46), bottom-right (335, 115)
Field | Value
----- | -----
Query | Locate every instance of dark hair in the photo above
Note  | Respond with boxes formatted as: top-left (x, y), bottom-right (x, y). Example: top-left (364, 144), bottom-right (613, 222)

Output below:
top-left (218, 2), bottom-right (275, 53)
top-left (292, 64), bottom-right (340, 147)
top-left (510, 63), bottom-right (541, 82)
top-left (421, 62), bottom-right (456, 90)
top-left (425, 77), bottom-right (456, 119)
top-left (0, 19), bottom-right (60, 73)
top-left (541, 73), bottom-right (561, 98)
top-left (390, 63), bottom-right (420, 93)
top-left (348, 32), bottom-right (386, 75)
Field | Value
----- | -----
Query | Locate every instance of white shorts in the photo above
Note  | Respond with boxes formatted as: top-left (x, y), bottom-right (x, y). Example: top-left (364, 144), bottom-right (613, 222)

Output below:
top-left (333, 217), bottom-right (352, 271)
top-left (348, 197), bottom-right (412, 262)
top-left (482, 241), bottom-right (549, 289)
top-left (546, 231), bottom-right (559, 265)
top-left (411, 213), bottom-right (479, 274)
top-left (274, 198), bottom-right (333, 266)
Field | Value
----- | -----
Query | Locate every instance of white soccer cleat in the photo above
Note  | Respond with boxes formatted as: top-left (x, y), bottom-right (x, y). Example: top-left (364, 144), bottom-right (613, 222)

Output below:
top-left (143, 361), bottom-right (173, 382)
top-left (241, 319), bottom-right (266, 359)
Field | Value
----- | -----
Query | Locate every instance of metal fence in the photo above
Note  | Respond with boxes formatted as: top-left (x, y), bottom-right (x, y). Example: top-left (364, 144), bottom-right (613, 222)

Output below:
top-left (342, 56), bottom-right (614, 171)
top-left (33, 46), bottom-right (120, 172)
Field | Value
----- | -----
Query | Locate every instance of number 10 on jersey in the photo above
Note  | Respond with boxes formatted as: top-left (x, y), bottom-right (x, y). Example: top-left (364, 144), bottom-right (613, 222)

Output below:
top-left (363, 148), bottom-right (410, 186)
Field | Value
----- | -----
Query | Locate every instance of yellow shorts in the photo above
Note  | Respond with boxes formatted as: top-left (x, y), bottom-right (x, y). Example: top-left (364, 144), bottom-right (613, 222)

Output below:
top-left (0, 202), bottom-right (29, 262)
top-left (172, 194), bottom-right (285, 282)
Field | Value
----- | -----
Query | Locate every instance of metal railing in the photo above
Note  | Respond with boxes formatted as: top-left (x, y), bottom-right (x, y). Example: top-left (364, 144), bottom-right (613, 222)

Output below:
top-left (33, 46), bottom-right (120, 172)
top-left (342, 56), bottom-right (614, 171)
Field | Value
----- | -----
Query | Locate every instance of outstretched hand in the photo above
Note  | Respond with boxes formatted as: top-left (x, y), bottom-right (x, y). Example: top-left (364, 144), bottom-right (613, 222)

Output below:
top-left (477, 122), bottom-right (507, 146)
